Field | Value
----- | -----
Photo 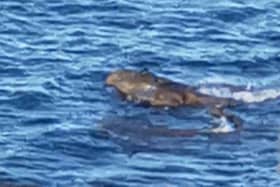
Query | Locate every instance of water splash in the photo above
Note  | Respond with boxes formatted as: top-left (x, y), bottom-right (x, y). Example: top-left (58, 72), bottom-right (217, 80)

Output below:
top-left (211, 116), bottom-right (235, 133)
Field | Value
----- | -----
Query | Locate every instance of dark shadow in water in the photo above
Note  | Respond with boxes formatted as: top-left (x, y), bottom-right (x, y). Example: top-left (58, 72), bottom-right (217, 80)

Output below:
top-left (94, 115), bottom-right (241, 156)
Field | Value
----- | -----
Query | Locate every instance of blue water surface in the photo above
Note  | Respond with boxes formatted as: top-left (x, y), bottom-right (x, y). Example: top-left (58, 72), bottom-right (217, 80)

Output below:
top-left (0, 0), bottom-right (280, 186)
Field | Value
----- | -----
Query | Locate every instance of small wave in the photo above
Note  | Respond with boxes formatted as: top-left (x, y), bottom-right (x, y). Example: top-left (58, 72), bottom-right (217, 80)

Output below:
top-left (9, 91), bottom-right (54, 110)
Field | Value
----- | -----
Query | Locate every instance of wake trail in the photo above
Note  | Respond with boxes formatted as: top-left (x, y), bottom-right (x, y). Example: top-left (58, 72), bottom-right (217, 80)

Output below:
top-left (197, 83), bottom-right (280, 133)
top-left (198, 84), bottom-right (280, 103)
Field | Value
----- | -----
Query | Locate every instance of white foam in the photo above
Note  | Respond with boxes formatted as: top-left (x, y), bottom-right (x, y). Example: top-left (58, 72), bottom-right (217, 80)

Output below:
top-left (199, 87), bottom-right (233, 98)
top-left (211, 116), bottom-right (235, 133)
top-left (232, 89), bottom-right (280, 103)
top-left (199, 86), bottom-right (280, 103)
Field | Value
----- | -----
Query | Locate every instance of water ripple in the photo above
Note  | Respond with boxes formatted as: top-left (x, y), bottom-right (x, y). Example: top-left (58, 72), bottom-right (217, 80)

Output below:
top-left (0, 0), bottom-right (279, 186)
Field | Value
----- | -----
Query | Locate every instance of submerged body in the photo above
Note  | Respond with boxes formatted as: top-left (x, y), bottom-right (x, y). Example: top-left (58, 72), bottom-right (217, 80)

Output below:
top-left (100, 116), bottom-right (201, 139)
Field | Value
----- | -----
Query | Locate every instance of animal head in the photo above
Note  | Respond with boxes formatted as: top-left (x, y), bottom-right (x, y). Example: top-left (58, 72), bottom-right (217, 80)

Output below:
top-left (106, 70), bottom-right (161, 94)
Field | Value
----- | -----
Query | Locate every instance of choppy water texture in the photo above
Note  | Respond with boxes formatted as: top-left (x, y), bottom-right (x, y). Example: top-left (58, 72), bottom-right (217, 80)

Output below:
top-left (0, 0), bottom-right (280, 186)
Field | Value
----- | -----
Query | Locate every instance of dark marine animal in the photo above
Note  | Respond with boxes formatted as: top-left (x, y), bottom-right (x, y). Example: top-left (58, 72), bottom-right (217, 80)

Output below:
top-left (106, 69), bottom-right (238, 107)
top-left (106, 69), bottom-right (242, 132)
